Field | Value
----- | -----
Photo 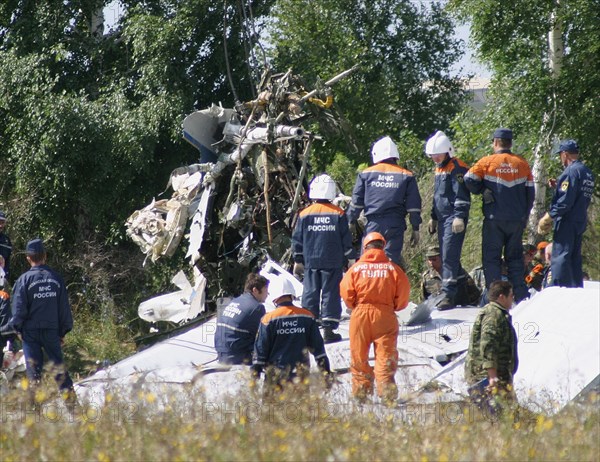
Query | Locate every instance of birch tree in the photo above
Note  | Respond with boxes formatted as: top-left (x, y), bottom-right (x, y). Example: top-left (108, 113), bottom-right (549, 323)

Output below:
top-left (449, 0), bottom-right (600, 239)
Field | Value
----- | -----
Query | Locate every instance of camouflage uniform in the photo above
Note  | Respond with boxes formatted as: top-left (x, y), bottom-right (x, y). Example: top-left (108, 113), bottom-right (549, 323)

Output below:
top-left (423, 267), bottom-right (480, 305)
top-left (421, 267), bottom-right (442, 301)
top-left (465, 301), bottom-right (518, 385)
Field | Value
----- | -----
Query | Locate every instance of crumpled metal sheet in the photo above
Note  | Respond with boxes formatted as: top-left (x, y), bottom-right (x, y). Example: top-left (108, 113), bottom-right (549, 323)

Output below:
top-left (125, 170), bottom-right (202, 263)
top-left (138, 268), bottom-right (207, 323)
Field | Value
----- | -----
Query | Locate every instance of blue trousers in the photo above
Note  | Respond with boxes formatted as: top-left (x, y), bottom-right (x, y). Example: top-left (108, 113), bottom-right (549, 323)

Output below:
top-left (482, 219), bottom-right (528, 302)
top-left (365, 219), bottom-right (405, 266)
top-left (437, 216), bottom-right (467, 302)
top-left (302, 267), bottom-right (343, 329)
top-left (22, 329), bottom-right (73, 391)
top-left (552, 220), bottom-right (585, 288)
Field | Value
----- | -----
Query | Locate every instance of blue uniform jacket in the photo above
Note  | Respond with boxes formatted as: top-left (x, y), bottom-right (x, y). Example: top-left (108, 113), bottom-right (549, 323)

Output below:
top-left (0, 233), bottom-right (12, 280)
top-left (465, 152), bottom-right (534, 222)
top-left (292, 201), bottom-right (354, 268)
top-left (348, 160), bottom-right (422, 229)
top-left (10, 264), bottom-right (73, 337)
top-left (431, 157), bottom-right (471, 221)
top-left (214, 292), bottom-right (266, 364)
top-left (253, 301), bottom-right (327, 371)
top-left (549, 160), bottom-right (595, 225)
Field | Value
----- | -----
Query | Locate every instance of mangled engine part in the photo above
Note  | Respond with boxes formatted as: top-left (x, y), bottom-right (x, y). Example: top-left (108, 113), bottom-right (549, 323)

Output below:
top-left (201, 123), bottom-right (305, 186)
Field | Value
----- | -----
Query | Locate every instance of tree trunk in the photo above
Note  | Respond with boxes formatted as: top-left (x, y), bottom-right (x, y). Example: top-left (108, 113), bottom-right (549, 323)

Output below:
top-left (528, 3), bottom-right (564, 242)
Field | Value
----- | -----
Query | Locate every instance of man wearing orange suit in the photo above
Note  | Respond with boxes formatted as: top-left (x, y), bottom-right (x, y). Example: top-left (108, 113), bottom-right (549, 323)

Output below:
top-left (465, 128), bottom-right (534, 302)
top-left (340, 232), bottom-right (410, 403)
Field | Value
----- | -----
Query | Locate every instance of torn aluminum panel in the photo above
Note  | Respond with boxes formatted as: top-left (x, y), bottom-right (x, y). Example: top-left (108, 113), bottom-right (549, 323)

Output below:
top-left (138, 269), bottom-right (206, 323)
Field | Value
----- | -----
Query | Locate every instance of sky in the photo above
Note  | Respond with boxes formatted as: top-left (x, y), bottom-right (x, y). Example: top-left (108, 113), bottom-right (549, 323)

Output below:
top-left (452, 23), bottom-right (491, 78)
top-left (103, 1), bottom-right (490, 78)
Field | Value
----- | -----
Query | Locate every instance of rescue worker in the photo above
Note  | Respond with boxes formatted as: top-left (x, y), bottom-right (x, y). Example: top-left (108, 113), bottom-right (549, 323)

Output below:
top-left (347, 136), bottom-right (422, 267)
top-left (465, 128), bottom-right (534, 302)
top-left (422, 246), bottom-right (480, 307)
top-left (0, 256), bottom-right (17, 367)
top-left (525, 243), bottom-right (546, 292)
top-left (214, 273), bottom-right (269, 365)
top-left (7, 239), bottom-right (74, 396)
top-left (252, 278), bottom-right (332, 388)
top-left (340, 232), bottom-right (410, 403)
top-left (537, 140), bottom-right (595, 288)
top-left (0, 211), bottom-right (12, 284)
top-left (425, 131), bottom-right (472, 309)
top-left (292, 173), bottom-right (353, 343)
top-left (465, 280), bottom-right (518, 414)
top-left (421, 246), bottom-right (443, 300)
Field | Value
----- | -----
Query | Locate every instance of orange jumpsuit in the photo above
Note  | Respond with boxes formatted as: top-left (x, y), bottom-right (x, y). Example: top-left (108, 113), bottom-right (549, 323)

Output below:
top-left (340, 248), bottom-right (410, 399)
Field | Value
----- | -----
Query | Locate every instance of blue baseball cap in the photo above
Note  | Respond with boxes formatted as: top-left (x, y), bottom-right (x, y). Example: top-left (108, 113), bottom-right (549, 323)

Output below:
top-left (26, 238), bottom-right (45, 255)
top-left (493, 128), bottom-right (513, 140)
top-left (553, 139), bottom-right (579, 154)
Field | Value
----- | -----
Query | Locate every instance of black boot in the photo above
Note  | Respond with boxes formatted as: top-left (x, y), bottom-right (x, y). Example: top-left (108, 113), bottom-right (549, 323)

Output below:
top-left (322, 327), bottom-right (342, 344)
top-left (436, 296), bottom-right (454, 311)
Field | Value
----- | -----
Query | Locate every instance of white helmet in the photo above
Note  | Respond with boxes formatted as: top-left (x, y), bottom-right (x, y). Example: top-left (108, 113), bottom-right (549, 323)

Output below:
top-left (425, 131), bottom-right (454, 158)
top-left (0, 267), bottom-right (5, 288)
top-left (268, 277), bottom-right (296, 302)
top-left (309, 174), bottom-right (336, 201)
top-left (371, 136), bottom-right (400, 163)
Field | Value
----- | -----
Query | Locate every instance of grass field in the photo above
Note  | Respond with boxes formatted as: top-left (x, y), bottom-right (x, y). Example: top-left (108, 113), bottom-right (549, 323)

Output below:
top-left (0, 378), bottom-right (598, 461)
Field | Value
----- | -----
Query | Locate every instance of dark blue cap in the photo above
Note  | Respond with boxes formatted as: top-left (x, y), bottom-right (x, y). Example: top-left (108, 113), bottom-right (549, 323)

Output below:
top-left (26, 238), bottom-right (45, 255)
top-left (493, 128), bottom-right (513, 140)
top-left (554, 139), bottom-right (579, 154)
top-left (0, 211), bottom-right (5, 221)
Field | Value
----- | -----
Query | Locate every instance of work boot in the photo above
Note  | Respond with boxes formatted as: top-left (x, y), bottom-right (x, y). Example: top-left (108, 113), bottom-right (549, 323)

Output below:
top-left (380, 383), bottom-right (399, 407)
top-left (436, 297), bottom-right (454, 311)
top-left (322, 327), bottom-right (342, 344)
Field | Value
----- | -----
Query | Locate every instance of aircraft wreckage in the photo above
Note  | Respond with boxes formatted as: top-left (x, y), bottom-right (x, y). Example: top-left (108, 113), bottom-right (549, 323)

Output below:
top-left (126, 66), bottom-right (358, 322)
top-left (76, 67), bottom-right (599, 416)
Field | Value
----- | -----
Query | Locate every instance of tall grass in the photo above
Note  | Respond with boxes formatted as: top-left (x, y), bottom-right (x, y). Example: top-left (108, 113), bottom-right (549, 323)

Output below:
top-left (0, 378), bottom-right (598, 461)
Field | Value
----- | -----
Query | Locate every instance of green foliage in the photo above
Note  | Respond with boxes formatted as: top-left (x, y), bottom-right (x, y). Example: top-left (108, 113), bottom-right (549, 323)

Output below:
top-left (325, 152), bottom-right (357, 195)
top-left (396, 130), bottom-right (432, 178)
top-left (448, 0), bottom-right (599, 275)
top-left (0, 1), bottom-right (275, 257)
top-left (0, 0), bottom-right (275, 308)
top-left (449, 0), bottom-right (600, 176)
top-left (267, 0), bottom-right (466, 164)
top-left (64, 306), bottom-right (136, 376)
